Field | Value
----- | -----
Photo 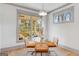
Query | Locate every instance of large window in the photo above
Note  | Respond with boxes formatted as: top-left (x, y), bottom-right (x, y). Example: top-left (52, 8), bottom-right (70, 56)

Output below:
top-left (17, 10), bottom-right (43, 42)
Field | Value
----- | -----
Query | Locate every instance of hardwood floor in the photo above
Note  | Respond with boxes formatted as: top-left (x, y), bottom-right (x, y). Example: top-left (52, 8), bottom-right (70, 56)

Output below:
top-left (58, 47), bottom-right (79, 56)
top-left (1, 47), bottom-right (78, 56)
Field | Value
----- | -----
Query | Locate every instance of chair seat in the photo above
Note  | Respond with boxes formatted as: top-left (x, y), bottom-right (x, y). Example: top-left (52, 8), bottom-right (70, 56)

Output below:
top-left (27, 44), bottom-right (35, 48)
top-left (47, 42), bottom-right (56, 47)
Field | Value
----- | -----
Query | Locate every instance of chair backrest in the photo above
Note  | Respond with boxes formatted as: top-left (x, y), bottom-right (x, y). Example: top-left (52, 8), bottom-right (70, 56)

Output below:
top-left (53, 38), bottom-right (59, 46)
top-left (23, 37), bottom-right (29, 47)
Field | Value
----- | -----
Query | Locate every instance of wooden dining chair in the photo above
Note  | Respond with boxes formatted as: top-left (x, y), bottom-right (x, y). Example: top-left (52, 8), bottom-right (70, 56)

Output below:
top-left (53, 38), bottom-right (59, 46)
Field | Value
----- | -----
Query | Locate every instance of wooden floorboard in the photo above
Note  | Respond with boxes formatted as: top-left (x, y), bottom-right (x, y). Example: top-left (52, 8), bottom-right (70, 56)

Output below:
top-left (0, 46), bottom-right (79, 56)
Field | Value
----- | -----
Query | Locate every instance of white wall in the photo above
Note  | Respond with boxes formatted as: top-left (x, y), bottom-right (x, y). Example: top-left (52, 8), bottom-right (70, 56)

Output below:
top-left (48, 4), bottom-right (79, 51)
top-left (1, 3), bottom-right (79, 51)
top-left (0, 4), bottom-right (38, 49)
top-left (41, 16), bottom-right (48, 39)
top-left (0, 5), bottom-right (2, 49)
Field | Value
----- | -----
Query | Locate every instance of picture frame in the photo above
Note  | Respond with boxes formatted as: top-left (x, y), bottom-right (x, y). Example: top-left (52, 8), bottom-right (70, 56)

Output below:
top-left (53, 6), bottom-right (74, 24)
top-left (64, 12), bottom-right (71, 22)
top-left (53, 15), bottom-right (59, 23)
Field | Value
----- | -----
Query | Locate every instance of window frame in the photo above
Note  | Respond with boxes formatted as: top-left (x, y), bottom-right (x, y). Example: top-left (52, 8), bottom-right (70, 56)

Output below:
top-left (16, 9), bottom-right (40, 43)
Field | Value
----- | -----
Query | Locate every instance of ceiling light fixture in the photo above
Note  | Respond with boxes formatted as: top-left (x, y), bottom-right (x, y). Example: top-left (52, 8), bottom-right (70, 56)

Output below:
top-left (38, 3), bottom-right (47, 16)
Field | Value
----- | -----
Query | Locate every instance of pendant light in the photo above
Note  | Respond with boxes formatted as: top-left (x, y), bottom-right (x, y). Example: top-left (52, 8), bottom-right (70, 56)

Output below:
top-left (38, 3), bottom-right (47, 16)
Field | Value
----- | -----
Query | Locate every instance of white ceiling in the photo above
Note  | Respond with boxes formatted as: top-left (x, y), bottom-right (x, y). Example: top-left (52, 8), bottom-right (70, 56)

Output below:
top-left (14, 3), bottom-right (67, 12)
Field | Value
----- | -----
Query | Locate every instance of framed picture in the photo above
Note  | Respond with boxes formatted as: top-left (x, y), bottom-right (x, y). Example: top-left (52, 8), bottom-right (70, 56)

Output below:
top-left (59, 14), bottom-right (63, 22)
top-left (53, 6), bottom-right (74, 24)
top-left (64, 12), bottom-right (71, 22)
top-left (53, 15), bottom-right (59, 23)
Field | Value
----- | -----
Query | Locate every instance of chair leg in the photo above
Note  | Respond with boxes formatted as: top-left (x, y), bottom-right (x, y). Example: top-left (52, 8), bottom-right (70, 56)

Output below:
top-left (41, 52), bottom-right (42, 56)
top-left (35, 51), bottom-right (37, 56)
top-left (31, 51), bottom-right (34, 55)
top-left (48, 51), bottom-right (50, 56)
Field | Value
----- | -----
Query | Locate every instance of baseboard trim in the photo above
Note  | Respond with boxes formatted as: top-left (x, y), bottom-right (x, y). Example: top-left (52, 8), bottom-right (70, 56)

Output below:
top-left (0, 44), bottom-right (25, 53)
top-left (59, 44), bottom-right (79, 55)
